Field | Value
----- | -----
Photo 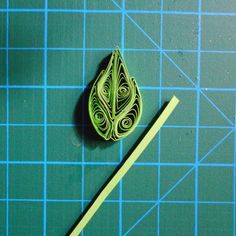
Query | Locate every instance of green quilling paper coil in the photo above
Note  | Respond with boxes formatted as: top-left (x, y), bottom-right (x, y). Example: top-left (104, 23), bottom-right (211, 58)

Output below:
top-left (88, 48), bottom-right (143, 141)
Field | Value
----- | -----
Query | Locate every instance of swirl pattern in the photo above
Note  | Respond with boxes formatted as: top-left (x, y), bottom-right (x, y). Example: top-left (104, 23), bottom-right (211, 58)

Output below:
top-left (88, 48), bottom-right (142, 141)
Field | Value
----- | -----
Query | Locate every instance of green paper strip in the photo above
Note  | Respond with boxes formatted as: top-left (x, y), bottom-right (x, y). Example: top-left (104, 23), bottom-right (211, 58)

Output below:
top-left (88, 48), bottom-right (142, 141)
top-left (69, 96), bottom-right (179, 236)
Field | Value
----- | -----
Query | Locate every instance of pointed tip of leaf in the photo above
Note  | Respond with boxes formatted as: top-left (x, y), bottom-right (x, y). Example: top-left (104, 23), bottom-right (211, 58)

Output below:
top-left (115, 45), bottom-right (120, 51)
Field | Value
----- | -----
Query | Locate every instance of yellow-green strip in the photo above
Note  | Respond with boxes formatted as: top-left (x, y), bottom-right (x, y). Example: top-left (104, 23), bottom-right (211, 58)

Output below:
top-left (70, 96), bottom-right (179, 236)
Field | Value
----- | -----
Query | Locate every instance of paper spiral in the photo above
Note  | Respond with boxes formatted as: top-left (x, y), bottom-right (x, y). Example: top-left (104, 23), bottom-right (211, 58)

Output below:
top-left (88, 48), bottom-right (142, 141)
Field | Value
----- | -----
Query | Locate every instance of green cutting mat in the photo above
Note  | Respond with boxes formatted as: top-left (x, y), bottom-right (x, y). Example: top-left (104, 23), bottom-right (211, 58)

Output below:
top-left (0, 0), bottom-right (236, 235)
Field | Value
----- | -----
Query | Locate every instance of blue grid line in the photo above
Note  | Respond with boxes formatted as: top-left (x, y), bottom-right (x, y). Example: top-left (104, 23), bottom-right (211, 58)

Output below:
top-left (43, 0), bottom-right (48, 235)
top-left (194, 0), bottom-right (202, 234)
top-left (5, 0), bottom-right (9, 235)
top-left (80, 0), bottom-right (86, 235)
top-left (0, 85), bottom-right (236, 93)
top-left (115, 8), bottom-right (235, 127)
top-left (119, 1), bottom-right (125, 235)
top-left (0, 198), bottom-right (235, 204)
top-left (0, 161), bottom-right (234, 168)
top-left (200, 88), bottom-right (236, 92)
top-left (160, 200), bottom-right (236, 204)
top-left (234, 93), bottom-right (236, 236)
top-left (0, 123), bottom-right (233, 129)
top-left (157, 0), bottom-right (164, 235)
top-left (1, 8), bottom-right (236, 16)
top-left (123, 128), bottom-right (234, 234)
top-left (2, 47), bottom-right (236, 54)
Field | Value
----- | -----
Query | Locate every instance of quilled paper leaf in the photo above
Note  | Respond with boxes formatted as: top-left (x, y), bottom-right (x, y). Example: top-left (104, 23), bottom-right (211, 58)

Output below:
top-left (88, 48), bottom-right (142, 141)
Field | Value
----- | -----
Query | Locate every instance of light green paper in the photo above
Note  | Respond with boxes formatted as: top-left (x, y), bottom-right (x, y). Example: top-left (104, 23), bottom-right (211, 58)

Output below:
top-left (88, 48), bottom-right (143, 141)
top-left (70, 96), bottom-right (179, 236)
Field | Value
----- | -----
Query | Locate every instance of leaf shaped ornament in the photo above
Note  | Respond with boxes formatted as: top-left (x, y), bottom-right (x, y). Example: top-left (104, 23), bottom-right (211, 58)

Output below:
top-left (88, 48), bottom-right (143, 141)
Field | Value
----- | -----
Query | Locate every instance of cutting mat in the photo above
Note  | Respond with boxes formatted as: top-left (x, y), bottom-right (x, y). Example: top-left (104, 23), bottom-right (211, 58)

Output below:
top-left (0, 0), bottom-right (235, 235)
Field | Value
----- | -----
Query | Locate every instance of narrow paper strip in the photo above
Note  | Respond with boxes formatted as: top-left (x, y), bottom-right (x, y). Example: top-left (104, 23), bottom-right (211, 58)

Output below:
top-left (70, 96), bottom-right (179, 236)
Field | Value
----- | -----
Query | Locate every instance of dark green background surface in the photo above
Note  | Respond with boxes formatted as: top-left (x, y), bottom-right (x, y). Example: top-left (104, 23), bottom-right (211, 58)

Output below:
top-left (0, 0), bottom-right (236, 235)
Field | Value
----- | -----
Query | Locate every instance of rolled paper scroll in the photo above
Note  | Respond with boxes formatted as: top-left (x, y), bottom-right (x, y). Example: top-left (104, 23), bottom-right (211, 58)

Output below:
top-left (88, 48), bottom-right (143, 141)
